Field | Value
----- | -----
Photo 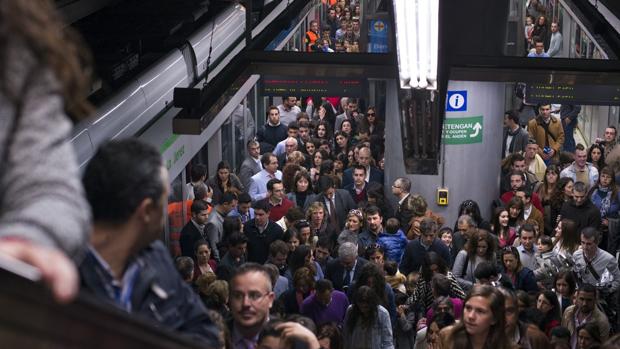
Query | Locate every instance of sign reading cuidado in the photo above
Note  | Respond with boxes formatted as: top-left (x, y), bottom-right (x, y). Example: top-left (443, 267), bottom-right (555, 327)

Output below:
top-left (442, 116), bottom-right (483, 144)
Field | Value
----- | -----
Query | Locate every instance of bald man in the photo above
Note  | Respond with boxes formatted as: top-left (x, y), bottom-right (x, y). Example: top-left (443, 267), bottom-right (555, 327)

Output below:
top-left (342, 147), bottom-right (384, 187)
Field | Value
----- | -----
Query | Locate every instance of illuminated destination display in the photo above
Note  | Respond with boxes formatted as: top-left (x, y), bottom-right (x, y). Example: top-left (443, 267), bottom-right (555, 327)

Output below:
top-left (261, 76), bottom-right (366, 96)
top-left (526, 84), bottom-right (620, 105)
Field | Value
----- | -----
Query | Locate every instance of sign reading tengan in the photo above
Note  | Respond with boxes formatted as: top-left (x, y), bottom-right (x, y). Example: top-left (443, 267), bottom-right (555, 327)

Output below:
top-left (442, 116), bottom-right (483, 144)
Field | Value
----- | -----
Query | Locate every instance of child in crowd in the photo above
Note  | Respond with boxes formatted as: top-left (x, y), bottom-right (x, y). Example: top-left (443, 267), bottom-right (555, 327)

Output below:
top-left (384, 260), bottom-right (407, 295)
top-left (378, 217), bottom-right (408, 263)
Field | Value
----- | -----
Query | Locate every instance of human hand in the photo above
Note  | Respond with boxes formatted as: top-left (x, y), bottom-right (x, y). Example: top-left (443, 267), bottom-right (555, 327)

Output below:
top-left (416, 317), bottom-right (427, 331)
top-left (0, 239), bottom-right (78, 303)
top-left (276, 322), bottom-right (321, 349)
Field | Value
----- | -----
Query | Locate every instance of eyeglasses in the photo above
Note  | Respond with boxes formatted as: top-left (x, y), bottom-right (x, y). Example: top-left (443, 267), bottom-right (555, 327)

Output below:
top-left (230, 291), bottom-right (270, 303)
top-left (367, 112), bottom-right (375, 116)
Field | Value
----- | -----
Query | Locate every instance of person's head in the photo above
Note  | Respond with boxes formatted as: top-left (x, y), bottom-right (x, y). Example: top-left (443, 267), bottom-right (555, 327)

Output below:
top-left (467, 229), bottom-right (496, 260)
top-left (599, 166), bottom-right (616, 188)
top-left (577, 322), bottom-right (602, 349)
top-left (253, 200), bottom-right (272, 226)
top-left (509, 170), bottom-right (525, 191)
top-left (551, 21), bottom-right (559, 33)
top-left (427, 312), bottom-right (456, 347)
top-left (191, 200), bottom-right (210, 225)
top-left (554, 269), bottom-right (576, 298)
top-left (581, 227), bottom-right (601, 257)
top-left (237, 192), bottom-right (252, 215)
top-left (262, 153), bottom-right (281, 177)
top-left (504, 110), bottom-right (520, 128)
top-left (497, 287), bottom-right (519, 333)
top-left (305, 139), bottom-right (316, 155)
top-left (229, 263), bottom-right (275, 332)
top-left (307, 201), bottom-right (325, 224)
top-left (283, 228), bottom-right (301, 252)
top-left (545, 164), bottom-right (561, 185)
top-left (458, 200), bottom-right (483, 225)
top-left (515, 184), bottom-right (533, 207)
top-left (219, 192), bottom-right (238, 215)
top-left (266, 178), bottom-right (284, 202)
top-left (317, 175), bottom-right (335, 199)
top-left (314, 236), bottom-right (333, 265)
top-left (420, 217), bottom-right (438, 246)
top-left (357, 147), bottom-right (372, 167)
top-left (216, 160), bottom-right (231, 182)
top-left (550, 327), bottom-right (572, 346)
top-left (350, 285), bottom-right (378, 322)
top-left (314, 278), bottom-right (334, 306)
top-left (511, 153), bottom-right (526, 173)
top-left (493, 207), bottom-right (510, 233)
top-left (294, 220), bottom-right (312, 245)
top-left (190, 164), bottom-right (207, 183)
top-left (605, 126), bottom-right (617, 143)
top-left (293, 267), bottom-right (315, 294)
top-left (537, 235), bottom-right (553, 253)
top-left (340, 119), bottom-right (353, 134)
top-left (175, 256), bottom-right (194, 282)
top-left (525, 140), bottom-right (539, 160)
top-left (346, 98), bottom-right (358, 115)
top-left (422, 252), bottom-right (449, 283)
top-left (391, 177), bottom-right (411, 198)
top-left (439, 227), bottom-right (453, 247)
top-left (195, 240), bottom-right (211, 265)
top-left (538, 103), bottom-right (551, 118)
top-left (519, 223), bottom-right (536, 250)
top-left (366, 106), bottom-right (377, 123)
top-left (501, 246), bottom-right (522, 273)
top-left (266, 105), bottom-right (280, 125)
top-left (537, 290), bottom-right (561, 321)
top-left (506, 198), bottom-right (523, 223)
top-left (558, 177), bottom-right (575, 199)
top-left (293, 171), bottom-right (312, 194)
top-left (572, 181), bottom-right (588, 206)
top-left (457, 214), bottom-right (476, 233)
top-left (573, 143), bottom-right (588, 168)
top-left (462, 285), bottom-right (506, 342)
top-left (298, 120), bottom-right (310, 141)
top-left (345, 209), bottom-right (364, 231)
top-left (309, 20), bottom-right (319, 32)
top-left (83, 139), bottom-right (167, 247)
top-left (256, 320), bottom-right (283, 349)
top-left (365, 205), bottom-right (383, 233)
top-left (268, 240), bottom-right (289, 269)
top-left (473, 261), bottom-right (499, 285)
top-left (575, 284), bottom-right (597, 314)
top-left (316, 323), bottom-right (342, 349)
top-left (338, 242), bottom-right (358, 270)
top-left (247, 140), bottom-right (261, 159)
top-left (352, 165), bottom-right (366, 187)
top-left (228, 232), bottom-right (248, 259)
top-left (365, 244), bottom-right (385, 266)
top-left (385, 217), bottom-right (401, 234)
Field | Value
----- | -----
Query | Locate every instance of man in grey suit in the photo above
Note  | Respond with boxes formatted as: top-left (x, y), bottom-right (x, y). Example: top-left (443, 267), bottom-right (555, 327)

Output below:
top-left (206, 192), bottom-right (238, 261)
top-left (305, 176), bottom-right (356, 231)
top-left (334, 98), bottom-right (363, 132)
top-left (238, 140), bottom-right (262, 190)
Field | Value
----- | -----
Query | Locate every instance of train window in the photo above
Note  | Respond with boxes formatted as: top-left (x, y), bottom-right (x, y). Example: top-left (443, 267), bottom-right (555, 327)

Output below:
top-left (399, 89), bottom-right (441, 175)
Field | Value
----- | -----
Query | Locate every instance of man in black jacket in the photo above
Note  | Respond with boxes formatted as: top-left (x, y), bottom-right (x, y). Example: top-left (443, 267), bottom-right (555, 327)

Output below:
top-left (179, 200), bottom-right (210, 258)
top-left (244, 200), bottom-right (284, 264)
top-left (560, 181), bottom-right (601, 233)
top-left (399, 217), bottom-right (451, 276)
top-left (79, 139), bottom-right (220, 347)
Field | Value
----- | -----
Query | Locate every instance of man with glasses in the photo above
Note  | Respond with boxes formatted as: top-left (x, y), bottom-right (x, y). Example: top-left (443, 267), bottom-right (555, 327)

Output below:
top-left (392, 177), bottom-right (414, 232)
top-left (229, 263), bottom-right (276, 349)
top-left (527, 103), bottom-right (565, 164)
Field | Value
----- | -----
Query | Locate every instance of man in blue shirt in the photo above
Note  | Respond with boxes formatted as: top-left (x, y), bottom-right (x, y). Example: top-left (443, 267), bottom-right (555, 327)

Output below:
top-left (527, 37), bottom-right (550, 58)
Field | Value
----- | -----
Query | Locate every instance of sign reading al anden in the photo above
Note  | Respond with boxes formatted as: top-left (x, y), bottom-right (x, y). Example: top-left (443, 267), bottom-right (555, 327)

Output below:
top-left (442, 116), bottom-right (483, 144)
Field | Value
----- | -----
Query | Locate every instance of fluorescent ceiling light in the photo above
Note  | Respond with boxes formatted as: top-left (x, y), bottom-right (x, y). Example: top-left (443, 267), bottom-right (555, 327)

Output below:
top-left (393, 0), bottom-right (439, 90)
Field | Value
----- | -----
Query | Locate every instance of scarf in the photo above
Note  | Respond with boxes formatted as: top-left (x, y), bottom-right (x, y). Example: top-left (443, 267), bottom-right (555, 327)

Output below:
top-left (596, 187), bottom-right (612, 217)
